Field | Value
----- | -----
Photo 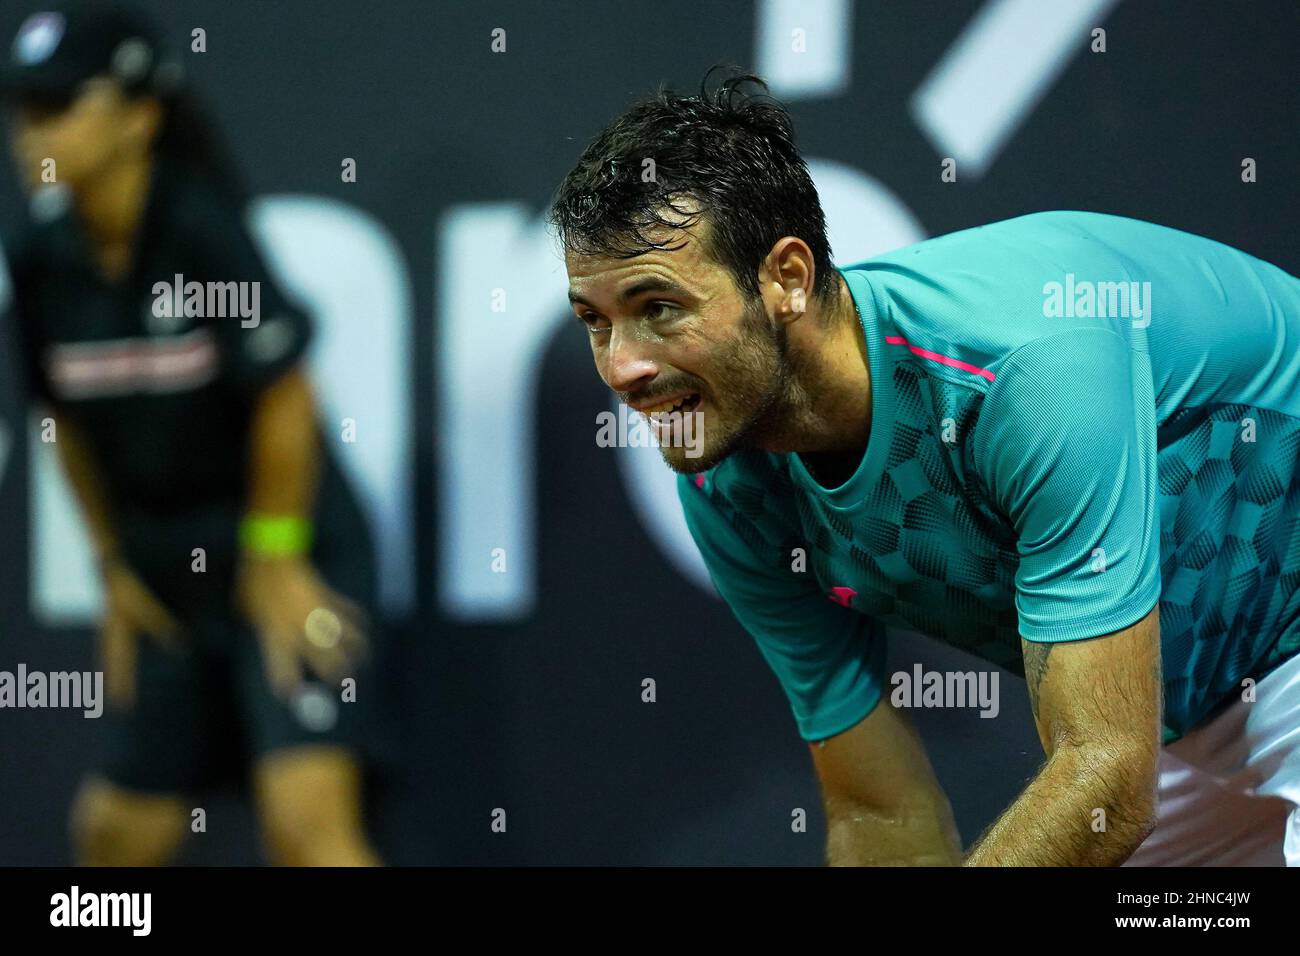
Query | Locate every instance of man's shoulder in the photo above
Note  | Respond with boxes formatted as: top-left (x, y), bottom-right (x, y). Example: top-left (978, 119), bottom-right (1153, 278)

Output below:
top-left (165, 175), bottom-right (235, 237)
top-left (841, 210), bottom-right (1100, 264)
top-left (838, 211), bottom-right (1165, 390)
top-left (840, 210), bottom-right (1171, 282)
top-left (144, 159), bottom-right (248, 246)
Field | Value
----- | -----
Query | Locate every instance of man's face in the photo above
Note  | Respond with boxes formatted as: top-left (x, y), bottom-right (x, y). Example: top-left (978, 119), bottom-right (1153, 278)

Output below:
top-left (8, 78), bottom-right (151, 190)
top-left (567, 225), bottom-right (791, 473)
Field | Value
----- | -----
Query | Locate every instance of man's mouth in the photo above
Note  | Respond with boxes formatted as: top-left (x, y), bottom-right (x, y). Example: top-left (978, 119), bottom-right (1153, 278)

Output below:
top-left (638, 393), bottom-right (702, 418)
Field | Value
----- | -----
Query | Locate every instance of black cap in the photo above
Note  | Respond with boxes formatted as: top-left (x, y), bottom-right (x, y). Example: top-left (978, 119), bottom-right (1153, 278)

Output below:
top-left (0, 1), bottom-right (180, 101)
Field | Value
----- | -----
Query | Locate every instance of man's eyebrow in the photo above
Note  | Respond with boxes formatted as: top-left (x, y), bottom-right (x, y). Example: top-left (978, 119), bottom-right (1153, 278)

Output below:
top-left (617, 277), bottom-right (691, 302)
top-left (567, 277), bottom-right (693, 309)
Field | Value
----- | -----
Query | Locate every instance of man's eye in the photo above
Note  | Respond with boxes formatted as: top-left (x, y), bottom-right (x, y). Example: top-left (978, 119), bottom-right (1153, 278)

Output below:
top-left (645, 302), bottom-right (680, 322)
top-left (580, 313), bottom-right (610, 334)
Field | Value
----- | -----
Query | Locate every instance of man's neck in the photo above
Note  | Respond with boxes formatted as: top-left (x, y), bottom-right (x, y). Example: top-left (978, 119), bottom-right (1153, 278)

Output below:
top-left (75, 153), bottom-right (155, 277)
top-left (759, 276), bottom-right (873, 468)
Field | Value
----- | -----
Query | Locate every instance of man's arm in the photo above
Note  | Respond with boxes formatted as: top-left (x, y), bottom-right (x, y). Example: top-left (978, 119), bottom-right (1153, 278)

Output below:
top-left (811, 698), bottom-right (962, 866)
top-left (50, 410), bottom-right (120, 562)
top-left (965, 604), bottom-right (1162, 865)
top-left (235, 366), bottom-right (367, 697)
top-left (49, 408), bottom-right (181, 704)
top-left (677, 470), bottom-right (947, 864)
top-left (242, 365), bottom-right (321, 518)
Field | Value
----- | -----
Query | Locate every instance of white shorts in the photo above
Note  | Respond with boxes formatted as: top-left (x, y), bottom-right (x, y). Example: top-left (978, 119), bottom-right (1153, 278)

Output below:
top-left (1125, 649), bottom-right (1300, 866)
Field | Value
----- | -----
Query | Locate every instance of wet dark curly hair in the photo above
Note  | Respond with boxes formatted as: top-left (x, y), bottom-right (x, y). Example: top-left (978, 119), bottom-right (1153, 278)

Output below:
top-left (549, 67), bottom-right (835, 304)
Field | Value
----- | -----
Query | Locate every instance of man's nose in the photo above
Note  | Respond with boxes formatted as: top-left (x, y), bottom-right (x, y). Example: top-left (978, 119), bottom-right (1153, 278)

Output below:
top-left (603, 328), bottom-right (659, 394)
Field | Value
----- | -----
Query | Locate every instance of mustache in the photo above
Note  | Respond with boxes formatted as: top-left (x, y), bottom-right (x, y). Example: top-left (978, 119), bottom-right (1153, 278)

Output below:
top-left (618, 377), bottom-right (707, 406)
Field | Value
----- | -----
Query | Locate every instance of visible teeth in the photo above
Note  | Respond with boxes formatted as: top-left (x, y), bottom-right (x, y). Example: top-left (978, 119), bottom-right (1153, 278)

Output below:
top-left (644, 399), bottom-right (682, 415)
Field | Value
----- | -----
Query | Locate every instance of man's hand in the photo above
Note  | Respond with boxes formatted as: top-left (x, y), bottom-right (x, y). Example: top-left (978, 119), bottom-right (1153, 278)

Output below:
top-left (965, 604), bottom-right (1162, 865)
top-left (235, 555), bottom-right (368, 698)
top-left (99, 559), bottom-right (182, 708)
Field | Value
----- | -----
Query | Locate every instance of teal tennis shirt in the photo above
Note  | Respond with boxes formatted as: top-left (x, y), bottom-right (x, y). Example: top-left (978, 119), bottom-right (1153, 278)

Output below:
top-left (678, 211), bottom-right (1300, 744)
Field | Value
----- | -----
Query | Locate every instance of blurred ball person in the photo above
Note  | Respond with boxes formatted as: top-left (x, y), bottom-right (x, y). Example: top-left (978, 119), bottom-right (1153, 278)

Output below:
top-left (1, 2), bottom-right (381, 865)
top-left (551, 70), bottom-right (1300, 866)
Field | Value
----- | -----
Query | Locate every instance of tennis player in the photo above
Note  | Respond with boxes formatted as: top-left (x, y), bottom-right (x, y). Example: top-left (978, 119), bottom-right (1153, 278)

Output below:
top-left (550, 71), bottom-right (1300, 865)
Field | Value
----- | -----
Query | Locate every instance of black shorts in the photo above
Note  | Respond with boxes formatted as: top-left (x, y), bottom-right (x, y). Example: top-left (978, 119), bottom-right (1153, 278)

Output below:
top-left (101, 478), bottom-right (389, 796)
top-left (99, 612), bottom-right (382, 795)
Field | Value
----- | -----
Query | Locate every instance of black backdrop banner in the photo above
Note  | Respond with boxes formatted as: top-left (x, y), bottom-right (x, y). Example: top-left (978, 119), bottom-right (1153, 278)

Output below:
top-left (0, 0), bottom-right (1295, 864)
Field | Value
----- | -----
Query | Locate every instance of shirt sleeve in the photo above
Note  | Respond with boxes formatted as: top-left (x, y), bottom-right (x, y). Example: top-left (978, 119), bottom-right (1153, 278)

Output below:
top-left (678, 468), bottom-right (887, 741)
top-left (974, 327), bottom-right (1161, 642)
top-left (183, 192), bottom-right (314, 397)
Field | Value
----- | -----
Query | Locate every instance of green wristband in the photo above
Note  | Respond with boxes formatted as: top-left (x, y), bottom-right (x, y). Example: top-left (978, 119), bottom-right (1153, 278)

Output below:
top-left (239, 514), bottom-right (313, 557)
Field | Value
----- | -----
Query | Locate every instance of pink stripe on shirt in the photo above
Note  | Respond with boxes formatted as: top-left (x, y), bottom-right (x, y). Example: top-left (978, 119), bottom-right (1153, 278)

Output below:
top-left (885, 335), bottom-right (995, 381)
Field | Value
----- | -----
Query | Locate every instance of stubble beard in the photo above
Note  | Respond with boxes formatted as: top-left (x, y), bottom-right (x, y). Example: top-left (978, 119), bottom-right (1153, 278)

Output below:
top-left (657, 297), bottom-right (812, 474)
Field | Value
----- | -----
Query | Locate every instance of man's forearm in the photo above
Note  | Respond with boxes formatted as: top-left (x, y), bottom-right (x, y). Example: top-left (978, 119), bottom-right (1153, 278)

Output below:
top-left (814, 698), bottom-right (963, 866)
top-left (826, 792), bottom-right (963, 866)
top-left (964, 743), bottom-right (1156, 866)
top-left (52, 411), bottom-right (120, 561)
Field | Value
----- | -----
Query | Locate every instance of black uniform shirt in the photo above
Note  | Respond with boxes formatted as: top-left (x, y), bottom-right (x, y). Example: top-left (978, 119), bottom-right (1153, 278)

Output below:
top-left (8, 156), bottom-right (313, 518)
top-left (1, 156), bottom-right (383, 614)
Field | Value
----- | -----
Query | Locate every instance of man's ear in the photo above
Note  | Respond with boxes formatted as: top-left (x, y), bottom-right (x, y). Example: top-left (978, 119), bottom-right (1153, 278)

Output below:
top-left (761, 236), bottom-right (816, 326)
